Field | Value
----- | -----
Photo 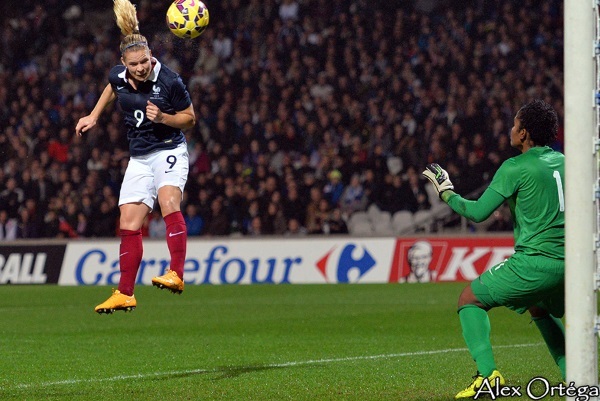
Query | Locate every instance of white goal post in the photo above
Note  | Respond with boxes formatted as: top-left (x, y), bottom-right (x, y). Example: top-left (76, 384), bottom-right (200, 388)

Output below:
top-left (564, 0), bottom-right (598, 395)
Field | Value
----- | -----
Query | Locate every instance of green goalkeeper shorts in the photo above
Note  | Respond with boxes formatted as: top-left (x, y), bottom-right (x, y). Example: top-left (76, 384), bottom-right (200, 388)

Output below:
top-left (470, 252), bottom-right (564, 317)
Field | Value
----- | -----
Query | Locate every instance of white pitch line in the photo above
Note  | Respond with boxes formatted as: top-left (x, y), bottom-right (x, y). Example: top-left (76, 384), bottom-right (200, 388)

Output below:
top-left (9, 342), bottom-right (542, 390)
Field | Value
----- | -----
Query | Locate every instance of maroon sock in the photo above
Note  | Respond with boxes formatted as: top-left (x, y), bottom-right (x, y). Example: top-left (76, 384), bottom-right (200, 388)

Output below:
top-left (117, 229), bottom-right (143, 296)
top-left (164, 211), bottom-right (187, 279)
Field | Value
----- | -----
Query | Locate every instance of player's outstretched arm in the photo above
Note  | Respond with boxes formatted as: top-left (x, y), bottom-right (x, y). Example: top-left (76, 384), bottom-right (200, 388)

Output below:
top-left (75, 83), bottom-right (116, 136)
top-left (422, 163), bottom-right (455, 202)
top-left (444, 187), bottom-right (506, 223)
top-left (423, 163), bottom-right (506, 223)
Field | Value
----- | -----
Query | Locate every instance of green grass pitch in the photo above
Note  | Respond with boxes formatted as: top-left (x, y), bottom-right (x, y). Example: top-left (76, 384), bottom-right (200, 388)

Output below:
top-left (0, 283), bottom-right (577, 400)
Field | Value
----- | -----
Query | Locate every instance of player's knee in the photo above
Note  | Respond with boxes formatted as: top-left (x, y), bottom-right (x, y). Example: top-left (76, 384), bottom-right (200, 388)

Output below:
top-left (528, 305), bottom-right (549, 318)
top-left (158, 197), bottom-right (178, 215)
top-left (457, 285), bottom-right (479, 308)
top-left (119, 204), bottom-right (148, 230)
top-left (157, 187), bottom-right (182, 215)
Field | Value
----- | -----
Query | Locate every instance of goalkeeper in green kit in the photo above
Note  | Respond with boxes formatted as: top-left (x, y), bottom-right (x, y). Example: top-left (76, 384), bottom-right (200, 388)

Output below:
top-left (423, 99), bottom-right (565, 399)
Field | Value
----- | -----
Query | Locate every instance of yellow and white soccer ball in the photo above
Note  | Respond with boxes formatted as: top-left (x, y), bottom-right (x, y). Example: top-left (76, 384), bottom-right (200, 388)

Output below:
top-left (166, 0), bottom-right (209, 39)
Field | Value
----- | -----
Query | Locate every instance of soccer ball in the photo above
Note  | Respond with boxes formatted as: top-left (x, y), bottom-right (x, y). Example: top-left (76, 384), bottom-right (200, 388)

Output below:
top-left (166, 0), bottom-right (209, 39)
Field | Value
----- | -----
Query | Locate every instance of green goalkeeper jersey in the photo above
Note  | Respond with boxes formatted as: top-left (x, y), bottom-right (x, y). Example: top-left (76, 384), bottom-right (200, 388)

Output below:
top-left (447, 146), bottom-right (565, 260)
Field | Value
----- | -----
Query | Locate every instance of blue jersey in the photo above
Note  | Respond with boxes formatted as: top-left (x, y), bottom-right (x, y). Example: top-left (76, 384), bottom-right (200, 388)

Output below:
top-left (108, 59), bottom-right (191, 156)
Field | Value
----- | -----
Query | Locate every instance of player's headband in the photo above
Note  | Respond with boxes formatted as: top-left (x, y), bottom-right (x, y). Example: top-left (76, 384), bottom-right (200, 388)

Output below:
top-left (122, 41), bottom-right (148, 52)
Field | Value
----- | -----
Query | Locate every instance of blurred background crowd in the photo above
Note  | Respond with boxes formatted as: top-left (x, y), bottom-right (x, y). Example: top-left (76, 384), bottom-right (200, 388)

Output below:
top-left (0, 0), bottom-right (563, 239)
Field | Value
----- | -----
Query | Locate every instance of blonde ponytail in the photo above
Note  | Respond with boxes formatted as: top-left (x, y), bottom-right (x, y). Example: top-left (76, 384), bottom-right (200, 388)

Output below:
top-left (113, 0), bottom-right (148, 54)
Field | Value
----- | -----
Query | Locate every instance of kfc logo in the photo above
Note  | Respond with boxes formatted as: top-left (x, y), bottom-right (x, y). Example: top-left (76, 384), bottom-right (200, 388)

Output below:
top-left (389, 238), bottom-right (515, 282)
top-left (401, 240), bottom-right (434, 283)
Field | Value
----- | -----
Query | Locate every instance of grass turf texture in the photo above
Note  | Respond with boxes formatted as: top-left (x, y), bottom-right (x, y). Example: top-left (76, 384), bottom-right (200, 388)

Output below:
top-left (0, 283), bottom-right (577, 400)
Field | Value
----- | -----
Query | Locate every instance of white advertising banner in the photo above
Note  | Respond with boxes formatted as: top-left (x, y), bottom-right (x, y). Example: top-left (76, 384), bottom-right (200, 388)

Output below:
top-left (57, 236), bottom-right (514, 285)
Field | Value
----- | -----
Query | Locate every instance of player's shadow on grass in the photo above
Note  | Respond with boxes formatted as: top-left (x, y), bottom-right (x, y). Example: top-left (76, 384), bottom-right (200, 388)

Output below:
top-left (157, 363), bottom-right (316, 381)
top-left (212, 365), bottom-right (289, 380)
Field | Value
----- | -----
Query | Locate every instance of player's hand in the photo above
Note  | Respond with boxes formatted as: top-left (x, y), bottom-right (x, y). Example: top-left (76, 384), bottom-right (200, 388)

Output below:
top-left (146, 101), bottom-right (164, 123)
top-left (422, 163), bottom-right (454, 199)
top-left (75, 115), bottom-right (97, 136)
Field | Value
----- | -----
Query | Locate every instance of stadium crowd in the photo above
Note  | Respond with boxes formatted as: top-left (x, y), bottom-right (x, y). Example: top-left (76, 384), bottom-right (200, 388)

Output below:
top-left (0, 0), bottom-right (563, 239)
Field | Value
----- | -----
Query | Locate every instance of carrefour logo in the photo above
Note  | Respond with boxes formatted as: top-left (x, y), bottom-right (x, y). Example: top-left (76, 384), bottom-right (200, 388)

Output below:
top-left (71, 245), bottom-right (302, 285)
top-left (316, 243), bottom-right (376, 283)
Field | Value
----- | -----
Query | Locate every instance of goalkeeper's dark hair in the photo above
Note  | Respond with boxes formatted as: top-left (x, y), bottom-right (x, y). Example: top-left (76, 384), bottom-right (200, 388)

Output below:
top-left (113, 0), bottom-right (148, 55)
top-left (517, 99), bottom-right (558, 146)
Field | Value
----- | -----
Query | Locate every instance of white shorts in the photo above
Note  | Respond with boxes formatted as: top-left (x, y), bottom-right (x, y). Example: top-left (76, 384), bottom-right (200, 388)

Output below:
top-left (119, 143), bottom-right (189, 210)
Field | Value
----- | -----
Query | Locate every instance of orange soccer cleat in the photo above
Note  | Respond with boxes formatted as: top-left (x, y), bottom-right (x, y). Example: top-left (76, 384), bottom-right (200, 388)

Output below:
top-left (95, 289), bottom-right (136, 314)
top-left (151, 269), bottom-right (184, 294)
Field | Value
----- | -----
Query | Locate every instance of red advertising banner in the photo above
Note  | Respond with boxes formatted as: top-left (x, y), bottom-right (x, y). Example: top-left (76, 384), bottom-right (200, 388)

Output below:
top-left (388, 237), bottom-right (515, 283)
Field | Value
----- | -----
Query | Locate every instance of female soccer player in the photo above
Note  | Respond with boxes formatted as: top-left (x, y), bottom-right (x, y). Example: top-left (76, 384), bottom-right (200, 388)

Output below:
top-left (76, 0), bottom-right (196, 314)
top-left (423, 99), bottom-right (565, 398)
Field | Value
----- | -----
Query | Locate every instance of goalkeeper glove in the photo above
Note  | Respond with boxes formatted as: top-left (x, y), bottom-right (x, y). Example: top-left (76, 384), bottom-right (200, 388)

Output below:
top-left (422, 163), bottom-right (454, 199)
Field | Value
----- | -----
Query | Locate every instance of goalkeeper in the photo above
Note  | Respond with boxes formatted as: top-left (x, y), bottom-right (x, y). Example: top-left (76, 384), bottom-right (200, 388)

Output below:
top-left (423, 99), bottom-right (565, 399)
